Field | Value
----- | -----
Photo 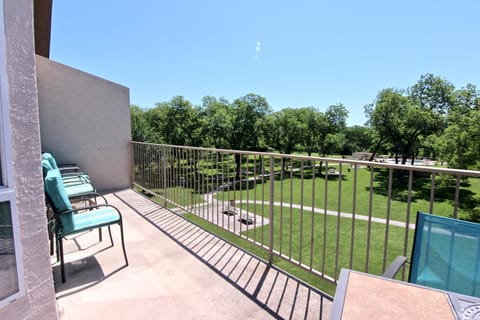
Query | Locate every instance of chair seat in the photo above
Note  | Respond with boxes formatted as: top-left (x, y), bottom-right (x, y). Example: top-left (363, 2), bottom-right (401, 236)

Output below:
top-left (65, 183), bottom-right (95, 197)
top-left (62, 173), bottom-right (91, 185)
top-left (60, 207), bottom-right (120, 237)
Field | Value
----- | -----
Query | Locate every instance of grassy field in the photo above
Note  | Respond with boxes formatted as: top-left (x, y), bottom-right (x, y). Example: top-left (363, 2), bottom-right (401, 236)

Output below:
top-left (215, 166), bottom-right (480, 222)
top-left (239, 203), bottom-right (412, 274)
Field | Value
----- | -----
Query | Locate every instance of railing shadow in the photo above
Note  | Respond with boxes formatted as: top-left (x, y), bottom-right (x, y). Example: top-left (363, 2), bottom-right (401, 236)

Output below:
top-left (114, 190), bottom-right (333, 320)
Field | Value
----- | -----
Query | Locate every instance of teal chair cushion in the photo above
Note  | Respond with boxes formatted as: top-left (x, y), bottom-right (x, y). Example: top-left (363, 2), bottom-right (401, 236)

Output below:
top-left (44, 169), bottom-right (73, 213)
top-left (42, 152), bottom-right (59, 170)
top-left (59, 207), bottom-right (120, 237)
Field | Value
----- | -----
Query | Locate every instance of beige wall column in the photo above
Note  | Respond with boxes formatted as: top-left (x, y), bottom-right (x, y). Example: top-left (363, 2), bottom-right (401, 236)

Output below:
top-left (0, 0), bottom-right (58, 319)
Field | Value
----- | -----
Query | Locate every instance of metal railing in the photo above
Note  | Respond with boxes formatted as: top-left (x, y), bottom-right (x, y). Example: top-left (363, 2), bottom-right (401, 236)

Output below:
top-left (131, 141), bottom-right (480, 283)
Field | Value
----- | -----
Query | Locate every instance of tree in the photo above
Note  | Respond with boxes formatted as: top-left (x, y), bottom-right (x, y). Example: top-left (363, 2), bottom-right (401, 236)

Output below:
top-left (229, 93), bottom-right (271, 177)
top-left (365, 76), bottom-right (448, 165)
top-left (265, 108), bottom-right (301, 155)
top-left (409, 73), bottom-right (455, 114)
top-left (343, 125), bottom-right (371, 155)
top-left (317, 104), bottom-right (349, 157)
top-left (297, 107), bottom-right (320, 157)
top-left (324, 133), bottom-right (346, 155)
top-left (229, 93), bottom-right (270, 151)
top-left (148, 96), bottom-right (204, 146)
top-left (169, 96), bottom-right (204, 147)
top-left (202, 96), bottom-right (233, 149)
top-left (326, 103), bottom-right (348, 132)
top-left (438, 85), bottom-right (480, 169)
top-left (130, 105), bottom-right (155, 142)
top-left (365, 88), bottom-right (407, 162)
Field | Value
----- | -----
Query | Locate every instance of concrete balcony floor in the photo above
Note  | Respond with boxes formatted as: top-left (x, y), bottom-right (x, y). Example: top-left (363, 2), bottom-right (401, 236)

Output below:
top-left (53, 189), bottom-right (332, 319)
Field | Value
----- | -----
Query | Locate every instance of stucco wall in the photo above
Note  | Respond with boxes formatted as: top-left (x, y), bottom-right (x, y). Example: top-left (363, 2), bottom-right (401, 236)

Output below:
top-left (36, 55), bottom-right (132, 192)
top-left (0, 0), bottom-right (58, 319)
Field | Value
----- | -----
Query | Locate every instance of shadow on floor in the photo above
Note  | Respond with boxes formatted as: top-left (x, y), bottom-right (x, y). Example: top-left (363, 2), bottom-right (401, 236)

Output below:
top-left (114, 190), bottom-right (332, 320)
top-left (52, 233), bottom-right (129, 299)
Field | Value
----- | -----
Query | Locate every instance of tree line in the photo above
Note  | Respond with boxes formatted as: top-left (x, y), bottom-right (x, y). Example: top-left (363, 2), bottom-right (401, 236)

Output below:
top-left (131, 73), bottom-right (480, 170)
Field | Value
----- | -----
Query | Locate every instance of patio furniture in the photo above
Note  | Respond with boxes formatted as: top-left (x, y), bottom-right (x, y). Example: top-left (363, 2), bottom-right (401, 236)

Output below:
top-left (42, 154), bottom-right (103, 257)
top-left (41, 158), bottom-right (95, 198)
top-left (42, 152), bottom-right (81, 172)
top-left (42, 152), bottom-right (92, 186)
top-left (330, 269), bottom-right (480, 320)
top-left (44, 168), bottom-right (128, 282)
top-left (384, 211), bottom-right (480, 297)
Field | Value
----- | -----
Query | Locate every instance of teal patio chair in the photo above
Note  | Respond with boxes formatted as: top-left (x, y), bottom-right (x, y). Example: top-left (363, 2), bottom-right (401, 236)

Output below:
top-left (41, 158), bottom-right (95, 198)
top-left (384, 211), bottom-right (480, 297)
top-left (42, 152), bottom-right (83, 173)
top-left (42, 152), bottom-right (92, 187)
top-left (44, 168), bottom-right (128, 282)
top-left (42, 155), bottom-right (100, 257)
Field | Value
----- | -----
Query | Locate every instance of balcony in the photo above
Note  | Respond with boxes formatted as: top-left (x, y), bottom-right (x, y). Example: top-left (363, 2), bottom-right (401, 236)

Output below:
top-left (52, 142), bottom-right (480, 319)
top-left (54, 189), bottom-right (332, 319)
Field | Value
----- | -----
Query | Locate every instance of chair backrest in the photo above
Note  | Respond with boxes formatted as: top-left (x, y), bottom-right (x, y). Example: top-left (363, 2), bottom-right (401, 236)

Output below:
top-left (41, 158), bottom-right (54, 178)
top-left (42, 152), bottom-right (59, 170)
top-left (44, 169), bottom-right (74, 232)
top-left (410, 211), bottom-right (480, 297)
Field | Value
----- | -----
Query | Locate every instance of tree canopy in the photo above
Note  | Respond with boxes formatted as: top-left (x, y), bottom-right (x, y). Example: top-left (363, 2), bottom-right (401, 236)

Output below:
top-left (131, 74), bottom-right (480, 170)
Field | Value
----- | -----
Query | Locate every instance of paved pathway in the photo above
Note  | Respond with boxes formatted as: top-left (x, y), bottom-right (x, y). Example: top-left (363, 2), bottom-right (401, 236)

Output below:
top-left (201, 190), bottom-right (416, 230)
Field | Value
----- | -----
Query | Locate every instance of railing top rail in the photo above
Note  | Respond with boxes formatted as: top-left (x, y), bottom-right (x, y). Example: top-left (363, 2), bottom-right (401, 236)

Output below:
top-left (131, 141), bottom-right (480, 178)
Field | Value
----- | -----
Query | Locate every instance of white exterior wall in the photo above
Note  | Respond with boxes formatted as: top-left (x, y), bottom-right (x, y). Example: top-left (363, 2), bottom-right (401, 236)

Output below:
top-left (36, 56), bottom-right (132, 192)
top-left (0, 0), bottom-right (58, 319)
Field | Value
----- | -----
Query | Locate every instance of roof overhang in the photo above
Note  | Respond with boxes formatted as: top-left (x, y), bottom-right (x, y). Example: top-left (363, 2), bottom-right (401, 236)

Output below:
top-left (34, 0), bottom-right (52, 58)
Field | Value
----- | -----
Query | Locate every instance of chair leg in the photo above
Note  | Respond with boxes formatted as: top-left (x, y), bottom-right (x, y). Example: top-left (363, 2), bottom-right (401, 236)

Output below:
top-left (59, 236), bottom-right (66, 283)
top-left (119, 221), bottom-right (128, 266)
top-left (56, 237), bottom-right (60, 262)
top-left (108, 225), bottom-right (114, 246)
top-left (93, 198), bottom-right (102, 242)
top-left (49, 232), bottom-right (54, 256)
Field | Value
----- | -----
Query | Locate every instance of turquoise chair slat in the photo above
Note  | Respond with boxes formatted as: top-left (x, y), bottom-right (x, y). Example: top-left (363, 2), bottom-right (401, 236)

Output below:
top-left (410, 212), bottom-right (480, 297)
top-left (59, 207), bottom-right (120, 237)
top-left (62, 173), bottom-right (91, 185)
top-left (64, 183), bottom-right (95, 197)
top-left (44, 169), bottom-right (72, 213)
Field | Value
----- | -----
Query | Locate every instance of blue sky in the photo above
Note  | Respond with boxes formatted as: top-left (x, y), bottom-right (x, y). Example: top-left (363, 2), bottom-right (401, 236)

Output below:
top-left (51, 0), bottom-right (480, 126)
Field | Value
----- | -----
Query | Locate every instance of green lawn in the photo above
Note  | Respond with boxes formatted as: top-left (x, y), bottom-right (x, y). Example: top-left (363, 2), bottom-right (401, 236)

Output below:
top-left (238, 204), bottom-right (412, 277)
top-left (215, 167), bottom-right (479, 222)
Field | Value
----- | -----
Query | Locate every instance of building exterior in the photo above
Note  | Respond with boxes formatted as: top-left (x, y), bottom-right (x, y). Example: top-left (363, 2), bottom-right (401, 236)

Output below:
top-left (0, 0), bottom-right (131, 318)
top-left (0, 0), bottom-right (58, 319)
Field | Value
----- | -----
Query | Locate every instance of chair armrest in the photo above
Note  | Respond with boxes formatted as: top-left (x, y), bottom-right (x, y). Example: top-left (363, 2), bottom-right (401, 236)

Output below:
top-left (61, 203), bottom-right (122, 218)
top-left (69, 192), bottom-right (107, 206)
top-left (58, 164), bottom-right (82, 174)
top-left (382, 256), bottom-right (407, 278)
